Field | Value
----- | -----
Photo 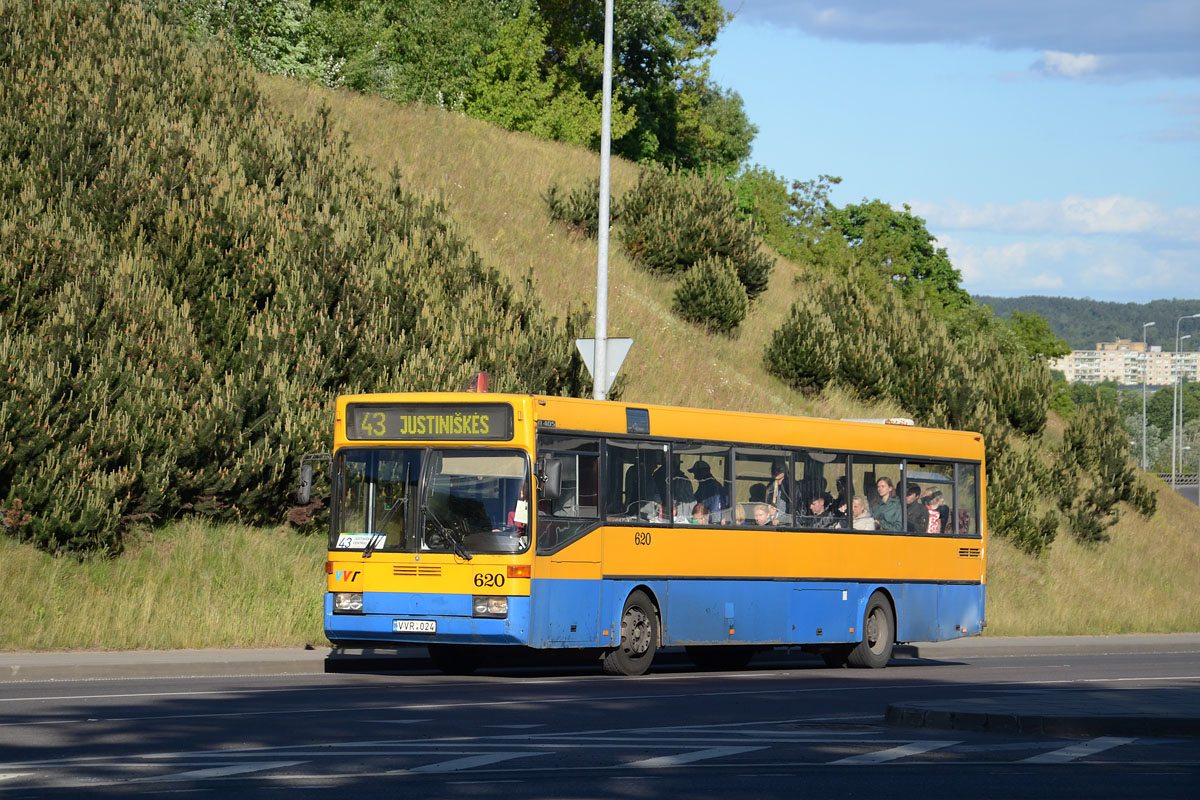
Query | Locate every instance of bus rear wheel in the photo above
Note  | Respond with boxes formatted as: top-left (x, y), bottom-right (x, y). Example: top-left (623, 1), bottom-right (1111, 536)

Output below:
top-left (602, 590), bottom-right (658, 676)
top-left (847, 592), bottom-right (894, 669)
top-left (428, 644), bottom-right (485, 675)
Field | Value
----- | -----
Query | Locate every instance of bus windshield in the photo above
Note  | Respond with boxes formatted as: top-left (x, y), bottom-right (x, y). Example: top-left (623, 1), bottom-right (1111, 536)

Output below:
top-left (332, 448), bottom-right (531, 556)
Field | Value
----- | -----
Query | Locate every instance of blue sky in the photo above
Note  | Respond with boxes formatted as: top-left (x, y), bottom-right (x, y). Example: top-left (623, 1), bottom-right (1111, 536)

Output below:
top-left (709, 1), bottom-right (1200, 303)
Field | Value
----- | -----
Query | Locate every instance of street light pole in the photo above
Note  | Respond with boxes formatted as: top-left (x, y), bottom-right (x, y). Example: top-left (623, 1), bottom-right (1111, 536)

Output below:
top-left (1171, 316), bottom-right (1200, 489)
top-left (591, 0), bottom-right (614, 401)
top-left (1142, 321), bottom-right (1156, 471)
top-left (1178, 334), bottom-right (1192, 488)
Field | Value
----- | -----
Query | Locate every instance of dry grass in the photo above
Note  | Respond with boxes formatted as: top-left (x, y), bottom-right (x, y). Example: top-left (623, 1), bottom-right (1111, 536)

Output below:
top-left (1, 520), bottom-right (325, 651)
top-left (986, 476), bottom-right (1200, 635)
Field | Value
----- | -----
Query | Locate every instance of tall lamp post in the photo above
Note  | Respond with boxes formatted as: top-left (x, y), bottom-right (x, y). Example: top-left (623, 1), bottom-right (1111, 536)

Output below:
top-left (1177, 333), bottom-right (1193, 488)
top-left (1142, 321), bottom-right (1156, 471)
top-left (1172, 312), bottom-right (1200, 487)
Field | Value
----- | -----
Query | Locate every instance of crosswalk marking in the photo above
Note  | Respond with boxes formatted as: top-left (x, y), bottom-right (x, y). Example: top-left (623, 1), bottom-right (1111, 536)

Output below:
top-left (128, 761), bottom-right (306, 783)
top-left (398, 752), bottom-right (547, 773)
top-left (629, 746), bottom-right (767, 768)
top-left (1020, 737), bottom-right (1137, 764)
top-left (829, 741), bottom-right (959, 765)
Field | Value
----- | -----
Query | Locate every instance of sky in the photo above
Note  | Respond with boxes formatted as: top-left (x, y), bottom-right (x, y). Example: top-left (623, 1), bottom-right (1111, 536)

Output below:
top-left (709, 1), bottom-right (1200, 303)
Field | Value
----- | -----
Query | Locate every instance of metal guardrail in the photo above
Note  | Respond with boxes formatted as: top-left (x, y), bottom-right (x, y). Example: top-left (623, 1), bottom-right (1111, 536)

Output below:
top-left (1152, 473), bottom-right (1199, 486)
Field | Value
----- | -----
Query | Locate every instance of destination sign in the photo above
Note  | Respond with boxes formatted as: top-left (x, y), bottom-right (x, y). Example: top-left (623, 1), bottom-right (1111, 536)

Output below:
top-left (346, 403), bottom-right (513, 441)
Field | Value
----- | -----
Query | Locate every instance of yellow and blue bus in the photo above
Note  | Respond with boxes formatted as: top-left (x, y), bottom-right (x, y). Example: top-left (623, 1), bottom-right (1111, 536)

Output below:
top-left (315, 391), bottom-right (986, 675)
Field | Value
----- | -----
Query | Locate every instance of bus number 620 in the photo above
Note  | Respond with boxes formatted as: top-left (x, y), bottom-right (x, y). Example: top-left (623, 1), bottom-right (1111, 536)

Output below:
top-left (474, 573), bottom-right (505, 588)
top-left (634, 531), bottom-right (652, 546)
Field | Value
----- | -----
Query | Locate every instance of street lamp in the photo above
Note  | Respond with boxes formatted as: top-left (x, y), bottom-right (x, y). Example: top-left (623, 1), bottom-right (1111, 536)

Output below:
top-left (1142, 321), bottom-right (1156, 471)
top-left (1172, 314), bottom-right (1200, 489)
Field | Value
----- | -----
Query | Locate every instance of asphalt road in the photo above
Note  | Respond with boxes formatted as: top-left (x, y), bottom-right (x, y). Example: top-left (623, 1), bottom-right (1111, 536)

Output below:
top-left (1, 645), bottom-right (1198, 798)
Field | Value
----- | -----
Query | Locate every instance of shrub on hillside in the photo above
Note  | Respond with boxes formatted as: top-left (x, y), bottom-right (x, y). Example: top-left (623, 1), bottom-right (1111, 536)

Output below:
top-left (672, 256), bottom-right (749, 335)
top-left (762, 272), bottom-right (1098, 556)
top-left (1055, 397), bottom-right (1157, 545)
top-left (0, 0), bottom-right (589, 554)
top-left (764, 295), bottom-right (839, 393)
top-left (618, 165), bottom-right (774, 299)
top-left (543, 177), bottom-right (603, 238)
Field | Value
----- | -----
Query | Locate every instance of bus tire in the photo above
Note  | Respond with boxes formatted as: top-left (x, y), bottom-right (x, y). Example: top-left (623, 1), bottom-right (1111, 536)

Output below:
top-left (847, 592), bottom-right (894, 669)
top-left (602, 590), bottom-right (658, 676)
top-left (428, 644), bottom-right (485, 675)
top-left (686, 645), bottom-right (755, 671)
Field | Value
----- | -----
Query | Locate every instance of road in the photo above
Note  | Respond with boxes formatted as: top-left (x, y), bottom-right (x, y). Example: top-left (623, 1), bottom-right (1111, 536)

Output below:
top-left (1, 647), bottom-right (1197, 798)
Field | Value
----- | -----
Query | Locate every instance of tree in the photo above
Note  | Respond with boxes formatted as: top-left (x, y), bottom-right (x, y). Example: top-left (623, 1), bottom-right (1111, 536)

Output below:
top-left (535, 0), bottom-right (755, 167)
top-left (825, 200), bottom-right (971, 311)
top-left (1007, 310), bottom-right (1071, 362)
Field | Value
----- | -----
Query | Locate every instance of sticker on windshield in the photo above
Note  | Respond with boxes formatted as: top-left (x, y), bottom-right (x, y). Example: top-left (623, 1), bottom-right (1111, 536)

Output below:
top-left (336, 534), bottom-right (385, 550)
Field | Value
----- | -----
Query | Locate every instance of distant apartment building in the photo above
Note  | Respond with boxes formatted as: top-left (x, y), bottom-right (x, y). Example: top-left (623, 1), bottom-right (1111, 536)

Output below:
top-left (1050, 338), bottom-right (1200, 386)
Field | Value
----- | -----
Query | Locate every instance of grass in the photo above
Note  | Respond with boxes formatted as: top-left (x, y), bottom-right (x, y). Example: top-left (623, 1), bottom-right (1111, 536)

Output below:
top-left (3, 77), bottom-right (1197, 652)
top-left (1, 520), bottom-right (325, 651)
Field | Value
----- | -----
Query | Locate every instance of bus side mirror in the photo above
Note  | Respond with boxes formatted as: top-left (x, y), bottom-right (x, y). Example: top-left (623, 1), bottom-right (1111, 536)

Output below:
top-left (539, 457), bottom-right (562, 501)
top-left (297, 464), bottom-right (313, 505)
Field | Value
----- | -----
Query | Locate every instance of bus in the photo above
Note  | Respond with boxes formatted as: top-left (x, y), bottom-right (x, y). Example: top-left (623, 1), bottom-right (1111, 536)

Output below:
top-left (308, 391), bottom-right (986, 676)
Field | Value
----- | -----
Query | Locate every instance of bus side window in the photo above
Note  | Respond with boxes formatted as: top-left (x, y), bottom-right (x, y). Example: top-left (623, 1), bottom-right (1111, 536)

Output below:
top-left (955, 464), bottom-right (980, 536)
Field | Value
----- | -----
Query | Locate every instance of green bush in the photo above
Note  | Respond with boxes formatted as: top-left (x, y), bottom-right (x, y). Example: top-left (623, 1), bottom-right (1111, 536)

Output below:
top-left (672, 256), bottom-right (749, 335)
top-left (0, 0), bottom-right (589, 553)
top-left (543, 177), bottom-right (603, 238)
top-left (618, 165), bottom-right (773, 299)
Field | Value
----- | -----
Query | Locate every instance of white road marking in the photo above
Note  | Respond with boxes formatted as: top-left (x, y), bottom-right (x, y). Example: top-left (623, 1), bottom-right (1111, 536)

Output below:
top-left (397, 752), bottom-right (547, 773)
top-left (0, 774), bottom-right (31, 782)
top-left (629, 746), bottom-right (767, 768)
top-left (127, 761), bottom-right (306, 783)
top-left (829, 741), bottom-right (959, 765)
top-left (1021, 737), bottom-right (1137, 764)
top-left (486, 724), bottom-right (544, 729)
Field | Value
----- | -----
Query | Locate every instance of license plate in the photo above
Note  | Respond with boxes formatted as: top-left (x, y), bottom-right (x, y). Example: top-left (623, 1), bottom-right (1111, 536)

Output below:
top-left (393, 619), bottom-right (436, 633)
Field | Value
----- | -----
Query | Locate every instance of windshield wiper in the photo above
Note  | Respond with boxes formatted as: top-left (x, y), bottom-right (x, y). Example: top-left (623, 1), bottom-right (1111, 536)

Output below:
top-left (424, 504), bottom-right (472, 561)
top-left (362, 533), bottom-right (383, 559)
top-left (368, 463), bottom-right (411, 557)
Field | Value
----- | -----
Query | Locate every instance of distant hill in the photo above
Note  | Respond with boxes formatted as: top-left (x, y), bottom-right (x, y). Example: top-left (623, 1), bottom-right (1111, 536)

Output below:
top-left (976, 296), bottom-right (1200, 351)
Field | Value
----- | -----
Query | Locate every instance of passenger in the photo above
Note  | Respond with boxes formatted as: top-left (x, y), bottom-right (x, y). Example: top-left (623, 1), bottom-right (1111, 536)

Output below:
top-left (752, 503), bottom-right (776, 526)
top-left (765, 460), bottom-right (790, 516)
top-left (748, 483), bottom-right (767, 503)
top-left (905, 483), bottom-right (929, 533)
top-left (671, 462), bottom-right (696, 518)
top-left (832, 475), bottom-right (849, 518)
top-left (923, 490), bottom-right (949, 534)
top-left (689, 461), bottom-right (727, 517)
top-left (802, 493), bottom-right (840, 528)
top-left (689, 501), bottom-right (712, 525)
top-left (871, 477), bottom-right (903, 531)
top-left (851, 496), bottom-right (877, 530)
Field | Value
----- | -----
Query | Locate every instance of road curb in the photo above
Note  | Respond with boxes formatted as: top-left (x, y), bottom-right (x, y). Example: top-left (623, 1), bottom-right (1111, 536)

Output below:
top-left (886, 699), bottom-right (1200, 738)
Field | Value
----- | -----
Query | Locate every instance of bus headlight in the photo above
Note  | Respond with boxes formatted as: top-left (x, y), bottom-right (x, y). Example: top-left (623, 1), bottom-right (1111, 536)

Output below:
top-left (332, 592), bottom-right (363, 614)
top-left (473, 596), bottom-right (508, 618)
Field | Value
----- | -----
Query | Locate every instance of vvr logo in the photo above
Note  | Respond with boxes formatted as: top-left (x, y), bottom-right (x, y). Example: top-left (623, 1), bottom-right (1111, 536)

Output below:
top-left (334, 570), bottom-right (361, 582)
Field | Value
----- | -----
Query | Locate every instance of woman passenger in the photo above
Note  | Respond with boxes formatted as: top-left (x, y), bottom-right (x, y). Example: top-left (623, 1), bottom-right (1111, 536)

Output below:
top-left (689, 502), bottom-right (711, 525)
top-left (852, 496), bottom-right (877, 530)
top-left (871, 477), bottom-right (903, 531)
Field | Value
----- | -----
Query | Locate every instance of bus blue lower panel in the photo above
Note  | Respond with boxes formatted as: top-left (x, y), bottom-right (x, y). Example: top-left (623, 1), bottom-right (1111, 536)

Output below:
top-left (326, 580), bottom-right (984, 649)
top-left (324, 593), bottom-right (532, 645)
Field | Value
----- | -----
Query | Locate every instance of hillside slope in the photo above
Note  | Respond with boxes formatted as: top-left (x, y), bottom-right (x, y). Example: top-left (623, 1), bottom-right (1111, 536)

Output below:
top-left (257, 76), bottom-right (905, 421)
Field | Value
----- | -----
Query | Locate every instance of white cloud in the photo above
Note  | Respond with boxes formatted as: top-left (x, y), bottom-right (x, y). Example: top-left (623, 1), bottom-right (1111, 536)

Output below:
top-left (910, 196), bottom-right (1200, 244)
top-left (934, 232), bottom-right (1199, 301)
top-left (731, 1), bottom-right (1200, 79)
top-left (1035, 51), bottom-right (1101, 78)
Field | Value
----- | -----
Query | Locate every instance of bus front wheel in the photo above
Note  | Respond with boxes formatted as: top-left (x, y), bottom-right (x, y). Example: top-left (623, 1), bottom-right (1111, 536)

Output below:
top-left (602, 590), bottom-right (658, 676)
top-left (847, 592), bottom-right (894, 669)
